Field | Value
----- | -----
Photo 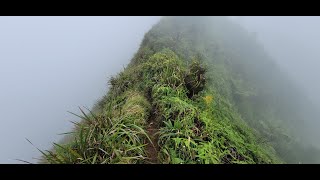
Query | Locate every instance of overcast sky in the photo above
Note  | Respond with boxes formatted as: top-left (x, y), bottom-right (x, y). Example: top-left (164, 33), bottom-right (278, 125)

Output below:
top-left (0, 16), bottom-right (160, 163)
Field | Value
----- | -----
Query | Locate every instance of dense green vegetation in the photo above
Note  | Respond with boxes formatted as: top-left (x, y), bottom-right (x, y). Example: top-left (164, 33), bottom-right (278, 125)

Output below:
top-left (40, 16), bottom-right (320, 164)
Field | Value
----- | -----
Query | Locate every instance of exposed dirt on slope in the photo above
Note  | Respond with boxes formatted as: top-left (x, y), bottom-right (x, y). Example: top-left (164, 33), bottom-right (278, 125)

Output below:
top-left (145, 110), bottom-right (160, 164)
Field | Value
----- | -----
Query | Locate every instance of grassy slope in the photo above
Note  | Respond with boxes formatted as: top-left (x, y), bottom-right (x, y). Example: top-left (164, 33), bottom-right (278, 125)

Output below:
top-left (41, 16), bottom-right (319, 164)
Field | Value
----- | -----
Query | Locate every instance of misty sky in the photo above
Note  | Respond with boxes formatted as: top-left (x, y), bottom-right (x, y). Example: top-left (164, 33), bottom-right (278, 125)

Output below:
top-left (0, 16), bottom-right (160, 163)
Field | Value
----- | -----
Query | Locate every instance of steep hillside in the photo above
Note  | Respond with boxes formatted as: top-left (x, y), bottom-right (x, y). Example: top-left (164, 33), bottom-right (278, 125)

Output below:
top-left (40, 16), bottom-right (320, 164)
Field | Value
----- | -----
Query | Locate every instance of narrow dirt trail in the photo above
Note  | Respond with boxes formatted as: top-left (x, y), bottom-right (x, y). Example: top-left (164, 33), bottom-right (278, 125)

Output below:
top-left (145, 112), bottom-right (160, 164)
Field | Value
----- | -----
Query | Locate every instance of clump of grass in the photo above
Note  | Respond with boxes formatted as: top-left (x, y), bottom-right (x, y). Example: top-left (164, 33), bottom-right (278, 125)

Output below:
top-left (185, 59), bottom-right (206, 98)
top-left (121, 90), bottom-right (151, 126)
top-left (41, 90), bottom-right (152, 164)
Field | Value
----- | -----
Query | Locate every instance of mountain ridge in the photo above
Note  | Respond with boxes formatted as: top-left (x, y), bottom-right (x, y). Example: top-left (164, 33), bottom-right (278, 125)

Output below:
top-left (40, 16), bottom-right (320, 164)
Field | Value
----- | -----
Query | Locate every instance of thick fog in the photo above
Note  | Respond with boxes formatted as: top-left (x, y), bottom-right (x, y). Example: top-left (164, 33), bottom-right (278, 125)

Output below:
top-left (232, 16), bottom-right (320, 146)
top-left (235, 17), bottom-right (320, 106)
top-left (0, 16), bottom-right (160, 163)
